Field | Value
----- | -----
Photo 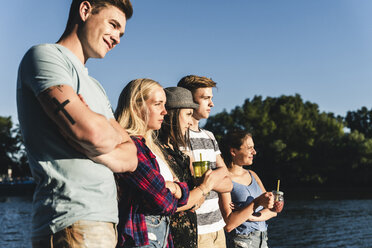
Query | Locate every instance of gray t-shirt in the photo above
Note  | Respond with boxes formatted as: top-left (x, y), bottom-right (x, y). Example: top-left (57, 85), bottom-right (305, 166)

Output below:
top-left (16, 44), bottom-right (118, 238)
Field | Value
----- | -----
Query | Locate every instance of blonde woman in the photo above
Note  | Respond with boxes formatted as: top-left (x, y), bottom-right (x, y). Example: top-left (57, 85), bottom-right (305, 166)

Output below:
top-left (114, 79), bottom-right (190, 248)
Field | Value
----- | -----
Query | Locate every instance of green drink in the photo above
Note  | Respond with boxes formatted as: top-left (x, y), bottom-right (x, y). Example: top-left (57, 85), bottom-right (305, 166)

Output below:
top-left (192, 161), bottom-right (210, 178)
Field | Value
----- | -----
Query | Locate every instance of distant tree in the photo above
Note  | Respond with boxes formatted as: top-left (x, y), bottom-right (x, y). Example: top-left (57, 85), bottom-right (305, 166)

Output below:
top-left (12, 124), bottom-right (30, 177)
top-left (0, 116), bottom-right (29, 177)
top-left (0, 116), bottom-right (18, 174)
top-left (345, 107), bottom-right (372, 138)
top-left (337, 130), bottom-right (372, 186)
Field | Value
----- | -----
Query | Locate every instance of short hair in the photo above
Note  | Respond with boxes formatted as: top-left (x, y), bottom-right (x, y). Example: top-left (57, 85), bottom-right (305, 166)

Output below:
top-left (65, 0), bottom-right (133, 31)
top-left (177, 75), bottom-right (217, 94)
top-left (220, 130), bottom-right (252, 168)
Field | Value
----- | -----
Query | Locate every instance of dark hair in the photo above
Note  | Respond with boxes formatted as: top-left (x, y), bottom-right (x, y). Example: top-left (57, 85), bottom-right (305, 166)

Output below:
top-left (177, 75), bottom-right (217, 94)
top-left (220, 130), bottom-right (252, 168)
top-left (65, 0), bottom-right (133, 32)
top-left (158, 108), bottom-right (189, 151)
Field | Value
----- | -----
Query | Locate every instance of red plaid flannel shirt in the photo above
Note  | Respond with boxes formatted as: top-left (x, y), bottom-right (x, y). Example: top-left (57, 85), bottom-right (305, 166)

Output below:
top-left (116, 136), bottom-right (189, 247)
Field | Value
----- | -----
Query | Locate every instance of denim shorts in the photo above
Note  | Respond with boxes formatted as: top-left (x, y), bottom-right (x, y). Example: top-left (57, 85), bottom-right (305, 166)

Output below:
top-left (137, 215), bottom-right (170, 248)
top-left (227, 230), bottom-right (268, 248)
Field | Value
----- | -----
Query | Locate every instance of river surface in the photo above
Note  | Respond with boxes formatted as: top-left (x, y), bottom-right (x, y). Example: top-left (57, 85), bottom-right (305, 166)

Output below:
top-left (1, 196), bottom-right (372, 247)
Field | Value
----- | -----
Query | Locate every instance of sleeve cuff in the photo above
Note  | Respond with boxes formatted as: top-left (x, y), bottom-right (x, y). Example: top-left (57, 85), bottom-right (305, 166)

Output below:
top-left (175, 181), bottom-right (189, 206)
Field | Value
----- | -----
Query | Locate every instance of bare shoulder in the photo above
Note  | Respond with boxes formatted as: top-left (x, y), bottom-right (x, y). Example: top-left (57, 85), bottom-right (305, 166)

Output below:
top-left (229, 169), bottom-right (251, 185)
top-left (248, 169), bottom-right (266, 191)
top-left (248, 170), bottom-right (262, 182)
top-left (248, 169), bottom-right (259, 177)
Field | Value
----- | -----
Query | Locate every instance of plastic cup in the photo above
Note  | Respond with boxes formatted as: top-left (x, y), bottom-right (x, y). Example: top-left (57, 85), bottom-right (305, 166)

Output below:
top-left (271, 190), bottom-right (284, 213)
top-left (192, 161), bottom-right (210, 178)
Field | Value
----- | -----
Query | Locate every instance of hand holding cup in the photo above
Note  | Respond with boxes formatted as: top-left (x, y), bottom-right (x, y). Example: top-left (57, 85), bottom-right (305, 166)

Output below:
top-left (255, 191), bottom-right (274, 209)
top-left (271, 190), bottom-right (284, 213)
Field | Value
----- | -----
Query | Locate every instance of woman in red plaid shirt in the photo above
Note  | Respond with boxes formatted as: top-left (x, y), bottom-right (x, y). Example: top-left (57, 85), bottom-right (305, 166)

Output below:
top-left (114, 79), bottom-right (190, 248)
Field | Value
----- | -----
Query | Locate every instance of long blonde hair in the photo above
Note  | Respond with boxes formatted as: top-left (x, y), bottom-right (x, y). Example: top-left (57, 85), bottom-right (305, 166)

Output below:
top-left (114, 78), bottom-right (165, 160)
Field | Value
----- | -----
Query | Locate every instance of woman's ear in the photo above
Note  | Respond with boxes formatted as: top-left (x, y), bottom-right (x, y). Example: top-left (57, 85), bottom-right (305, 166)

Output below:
top-left (136, 103), bottom-right (149, 126)
top-left (230, 148), bottom-right (236, 157)
top-left (79, 1), bottom-right (93, 22)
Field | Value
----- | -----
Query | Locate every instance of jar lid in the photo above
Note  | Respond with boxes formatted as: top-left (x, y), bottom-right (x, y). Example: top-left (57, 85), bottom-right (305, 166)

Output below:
top-left (272, 190), bottom-right (284, 195)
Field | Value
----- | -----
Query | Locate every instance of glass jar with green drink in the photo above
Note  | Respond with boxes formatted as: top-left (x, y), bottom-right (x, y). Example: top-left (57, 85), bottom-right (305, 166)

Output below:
top-left (192, 161), bottom-right (210, 178)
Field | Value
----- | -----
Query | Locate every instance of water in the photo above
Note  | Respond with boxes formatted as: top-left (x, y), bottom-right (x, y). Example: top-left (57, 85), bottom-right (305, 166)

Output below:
top-left (1, 197), bottom-right (372, 247)
top-left (0, 196), bottom-right (33, 248)
top-left (267, 199), bottom-right (372, 248)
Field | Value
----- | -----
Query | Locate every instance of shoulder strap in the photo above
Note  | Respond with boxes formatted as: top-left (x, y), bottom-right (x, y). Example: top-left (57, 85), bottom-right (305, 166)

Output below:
top-left (201, 129), bottom-right (217, 151)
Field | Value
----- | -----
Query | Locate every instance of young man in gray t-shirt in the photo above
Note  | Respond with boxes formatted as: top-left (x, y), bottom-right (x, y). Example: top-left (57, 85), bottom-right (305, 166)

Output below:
top-left (17, 1), bottom-right (137, 247)
top-left (178, 75), bottom-right (233, 248)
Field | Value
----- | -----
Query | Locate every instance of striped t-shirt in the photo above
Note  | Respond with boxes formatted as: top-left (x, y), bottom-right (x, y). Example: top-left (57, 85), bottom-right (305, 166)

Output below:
top-left (188, 128), bottom-right (226, 235)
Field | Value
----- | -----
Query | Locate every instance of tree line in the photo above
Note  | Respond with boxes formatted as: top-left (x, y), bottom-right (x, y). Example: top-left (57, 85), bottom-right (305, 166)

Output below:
top-left (205, 94), bottom-right (372, 189)
top-left (1, 94), bottom-right (372, 189)
top-left (0, 116), bottom-right (29, 177)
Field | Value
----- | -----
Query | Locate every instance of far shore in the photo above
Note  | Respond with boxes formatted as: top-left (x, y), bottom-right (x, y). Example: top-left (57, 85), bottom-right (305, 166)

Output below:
top-left (283, 186), bottom-right (372, 200)
top-left (1, 182), bottom-right (372, 200)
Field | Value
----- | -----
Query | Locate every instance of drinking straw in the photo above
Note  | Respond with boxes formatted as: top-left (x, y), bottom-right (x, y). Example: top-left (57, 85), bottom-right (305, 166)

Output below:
top-left (200, 153), bottom-right (202, 161)
top-left (276, 179), bottom-right (280, 201)
top-left (277, 180), bottom-right (280, 191)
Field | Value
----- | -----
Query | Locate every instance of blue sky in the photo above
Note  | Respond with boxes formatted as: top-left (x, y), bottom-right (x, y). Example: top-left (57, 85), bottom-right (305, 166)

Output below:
top-left (2, 0), bottom-right (372, 124)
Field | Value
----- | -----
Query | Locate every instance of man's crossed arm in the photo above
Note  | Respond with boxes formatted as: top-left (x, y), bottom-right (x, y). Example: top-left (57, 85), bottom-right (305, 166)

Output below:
top-left (37, 84), bottom-right (137, 172)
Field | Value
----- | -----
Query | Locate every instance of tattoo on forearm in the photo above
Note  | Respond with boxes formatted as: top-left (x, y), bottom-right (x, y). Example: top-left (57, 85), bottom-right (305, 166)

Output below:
top-left (52, 98), bottom-right (76, 125)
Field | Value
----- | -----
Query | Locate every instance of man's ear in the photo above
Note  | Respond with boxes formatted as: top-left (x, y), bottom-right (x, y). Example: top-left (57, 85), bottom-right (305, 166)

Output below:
top-left (79, 1), bottom-right (93, 22)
